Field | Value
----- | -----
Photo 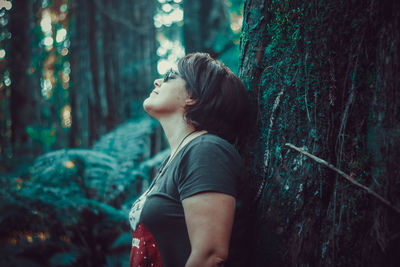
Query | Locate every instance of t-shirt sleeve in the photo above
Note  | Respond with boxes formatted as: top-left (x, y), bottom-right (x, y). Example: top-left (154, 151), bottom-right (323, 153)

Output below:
top-left (176, 140), bottom-right (243, 201)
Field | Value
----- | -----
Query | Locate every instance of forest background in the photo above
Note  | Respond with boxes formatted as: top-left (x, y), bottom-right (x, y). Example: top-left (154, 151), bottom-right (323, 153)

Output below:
top-left (0, 0), bottom-right (399, 266)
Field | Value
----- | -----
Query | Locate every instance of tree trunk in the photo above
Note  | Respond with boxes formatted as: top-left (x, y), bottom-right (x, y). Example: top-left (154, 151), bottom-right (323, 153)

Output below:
top-left (69, 0), bottom-right (157, 148)
top-left (239, 0), bottom-right (400, 266)
top-left (183, 0), bottom-right (233, 58)
top-left (8, 0), bottom-right (43, 155)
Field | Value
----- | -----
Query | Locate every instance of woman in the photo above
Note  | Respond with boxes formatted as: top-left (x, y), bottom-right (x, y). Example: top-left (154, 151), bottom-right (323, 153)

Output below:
top-left (129, 53), bottom-right (251, 267)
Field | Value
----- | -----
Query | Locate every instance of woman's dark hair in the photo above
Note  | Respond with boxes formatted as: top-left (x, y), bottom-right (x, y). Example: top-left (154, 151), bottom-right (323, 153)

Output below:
top-left (177, 52), bottom-right (251, 144)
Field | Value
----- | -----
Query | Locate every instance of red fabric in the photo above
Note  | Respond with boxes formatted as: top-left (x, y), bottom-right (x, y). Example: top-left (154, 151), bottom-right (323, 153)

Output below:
top-left (130, 223), bottom-right (162, 267)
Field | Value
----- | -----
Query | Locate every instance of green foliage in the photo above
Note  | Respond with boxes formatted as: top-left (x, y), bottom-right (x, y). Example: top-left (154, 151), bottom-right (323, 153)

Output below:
top-left (0, 173), bottom-right (132, 266)
top-left (50, 251), bottom-right (80, 266)
top-left (26, 126), bottom-right (57, 150)
top-left (0, 118), bottom-right (166, 266)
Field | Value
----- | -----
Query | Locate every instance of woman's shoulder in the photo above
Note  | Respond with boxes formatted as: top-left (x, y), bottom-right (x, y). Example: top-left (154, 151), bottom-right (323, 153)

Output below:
top-left (182, 133), bottom-right (243, 163)
top-left (188, 133), bottom-right (237, 151)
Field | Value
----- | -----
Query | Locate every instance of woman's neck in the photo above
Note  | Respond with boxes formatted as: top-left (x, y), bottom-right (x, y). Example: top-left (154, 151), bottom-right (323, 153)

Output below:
top-left (158, 114), bottom-right (197, 152)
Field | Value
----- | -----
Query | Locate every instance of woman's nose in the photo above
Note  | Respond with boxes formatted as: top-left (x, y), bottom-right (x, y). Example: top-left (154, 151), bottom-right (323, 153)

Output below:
top-left (154, 78), bottom-right (162, 87)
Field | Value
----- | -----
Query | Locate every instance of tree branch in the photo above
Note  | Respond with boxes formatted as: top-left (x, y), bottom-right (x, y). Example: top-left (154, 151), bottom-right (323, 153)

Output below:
top-left (285, 143), bottom-right (400, 215)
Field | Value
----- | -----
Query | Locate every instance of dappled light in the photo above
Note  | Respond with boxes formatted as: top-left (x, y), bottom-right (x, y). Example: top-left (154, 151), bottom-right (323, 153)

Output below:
top-left (156, 39), bottom-right (185, 74)
top-left (61, 104), bottom-right (72, 128)
top-left (154, 7), bottom-right (183, 27)
top-left (230, 12), bottom-right (243, 33)
top-left (41, 78), bottom-right (53, 99)
top-left (3, 70), bottom-right (10, 86)
top-left (56, 28), bottom-right (67, 43)
top-left (0, 0), bottom-right (12, 11)
top-left (40, 10), bottom-right (52, 33)
top-left (154, 1), bottom-right (186, 75)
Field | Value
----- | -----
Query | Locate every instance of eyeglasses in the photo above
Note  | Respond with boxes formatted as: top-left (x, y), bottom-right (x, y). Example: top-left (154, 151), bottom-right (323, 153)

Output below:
top-left (163, 68), bottom-right (180, 82)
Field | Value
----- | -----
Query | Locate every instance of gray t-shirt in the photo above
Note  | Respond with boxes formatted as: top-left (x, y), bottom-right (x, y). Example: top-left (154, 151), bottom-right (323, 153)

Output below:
top-left (129, 133), bottom-right (248, 267)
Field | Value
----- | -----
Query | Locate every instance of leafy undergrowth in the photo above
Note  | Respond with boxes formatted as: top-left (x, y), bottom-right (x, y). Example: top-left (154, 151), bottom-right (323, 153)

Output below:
top-left (0, 117), bottom-right (168, 267)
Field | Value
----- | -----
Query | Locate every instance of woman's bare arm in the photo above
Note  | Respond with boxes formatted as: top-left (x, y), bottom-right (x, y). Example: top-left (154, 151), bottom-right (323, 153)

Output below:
top-left (182, 192), bottom-right (236, 267)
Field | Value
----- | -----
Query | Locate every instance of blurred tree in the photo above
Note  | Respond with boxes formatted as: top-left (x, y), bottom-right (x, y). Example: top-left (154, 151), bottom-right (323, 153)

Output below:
top-left (1, 0), bottom-right (165, 266)
top-left (183, 0), bottom-right (235, 59)
top-left (8, 0), bottom-right (44, 156)
top-left (0, 3), bottom-right (12, 162)
top-left (239, 0), bottom-right (400, 266)
top-left (69, 0), bottom-right (157, 148)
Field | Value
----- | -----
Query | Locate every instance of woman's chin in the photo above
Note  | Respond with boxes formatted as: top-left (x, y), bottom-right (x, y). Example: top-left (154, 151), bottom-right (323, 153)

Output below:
top-left (143, 99), bottom-right (151, 112)
top-left (143, 100), bottom-right (158, 117)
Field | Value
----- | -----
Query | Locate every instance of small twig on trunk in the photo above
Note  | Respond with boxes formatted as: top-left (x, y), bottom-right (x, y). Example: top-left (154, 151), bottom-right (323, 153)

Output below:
top-left (285, 143), bottom-right (400, 215)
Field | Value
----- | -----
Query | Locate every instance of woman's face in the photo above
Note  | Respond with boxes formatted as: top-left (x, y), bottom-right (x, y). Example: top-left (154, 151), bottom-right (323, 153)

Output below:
top-left (143, 69), bottom-right (189, 118)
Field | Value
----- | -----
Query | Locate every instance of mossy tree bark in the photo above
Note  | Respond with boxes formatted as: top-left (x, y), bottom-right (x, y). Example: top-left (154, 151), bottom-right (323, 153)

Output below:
top-left (239, 0), bottom-right (400, 266)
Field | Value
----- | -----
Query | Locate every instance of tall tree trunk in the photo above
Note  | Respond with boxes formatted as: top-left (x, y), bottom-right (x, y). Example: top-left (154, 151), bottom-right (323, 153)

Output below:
top-left (8, 0), bottom-right (43, 155)
top-left (239, 0), bottom-right (400, 266)
top-left (70, 0), bottom-right (157, 148)
top-left (183, 0), bottom-right (233, 58)
top-left (69, 0), bottom-right (92, 147)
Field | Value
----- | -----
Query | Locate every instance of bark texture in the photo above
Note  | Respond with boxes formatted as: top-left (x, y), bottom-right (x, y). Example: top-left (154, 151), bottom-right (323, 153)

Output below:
top-left (70, 0), bottom-right (157, 147)
top-left (239, 0), bottom-right (400, 266)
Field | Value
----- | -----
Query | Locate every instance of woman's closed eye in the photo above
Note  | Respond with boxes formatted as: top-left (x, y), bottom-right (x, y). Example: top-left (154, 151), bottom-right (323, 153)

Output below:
top-left (163, 68), bottom-right (179, 82)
